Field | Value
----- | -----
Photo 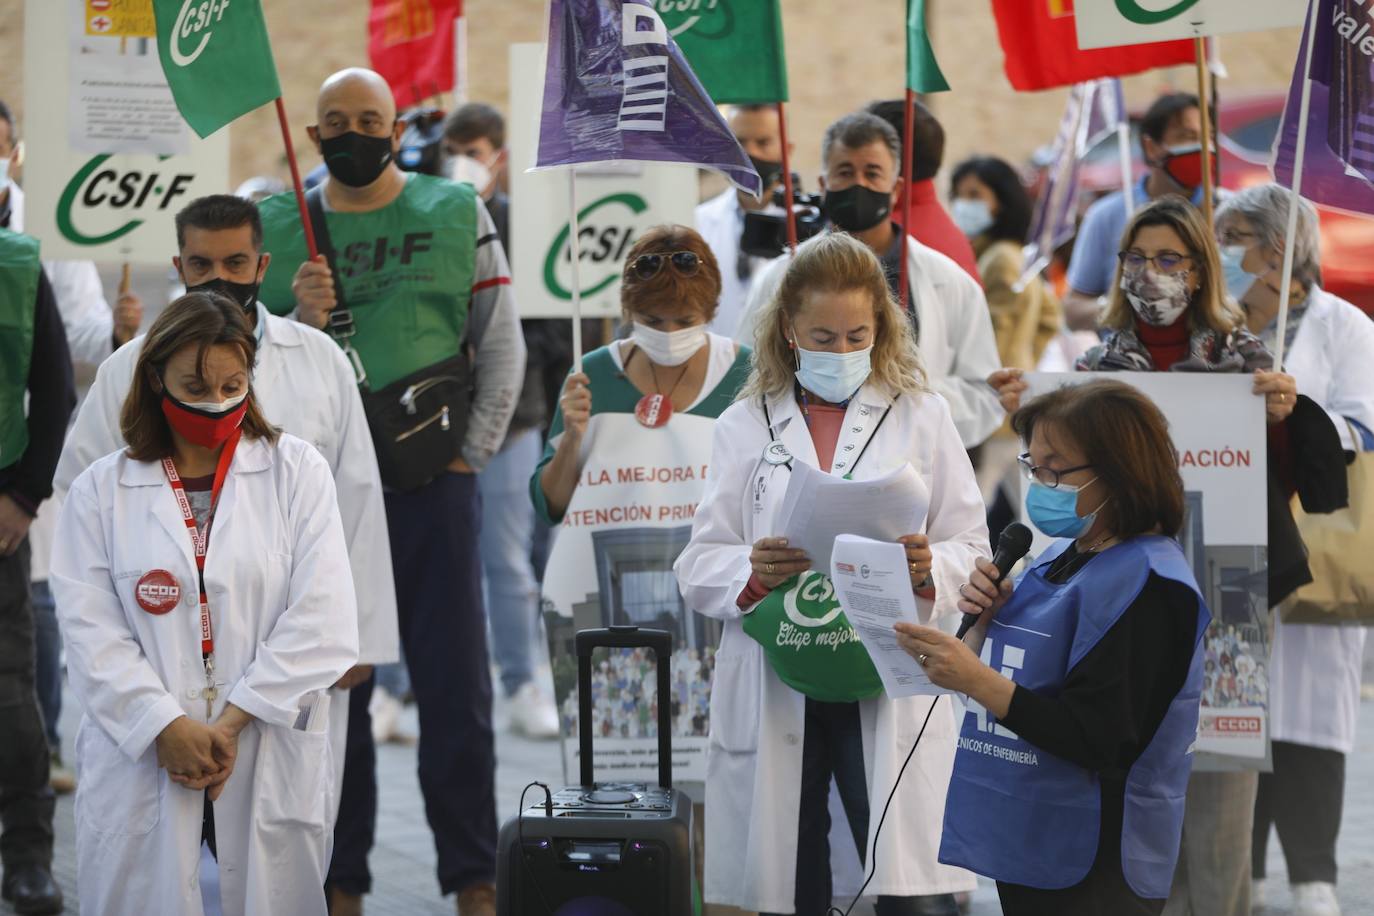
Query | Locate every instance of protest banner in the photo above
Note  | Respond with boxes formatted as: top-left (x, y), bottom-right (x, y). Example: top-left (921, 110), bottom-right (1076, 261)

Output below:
top-left (508, 43), bottom-right (695, 320)
top-left (1075, 0), bottom-right (1306, 49)
top-left (1022, 372), bottom-right (1271, 766)
top-left (367, 0), bottom-right (462, 110)
top-left (22, 0), bottom-right (228, 263)
top-left (541, 410), bottom-right (724, 791)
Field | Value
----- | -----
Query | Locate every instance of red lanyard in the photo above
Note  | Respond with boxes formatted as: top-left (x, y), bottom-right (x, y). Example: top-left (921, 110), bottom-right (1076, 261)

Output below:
top-left (160, 431), bottom-right (242, 658)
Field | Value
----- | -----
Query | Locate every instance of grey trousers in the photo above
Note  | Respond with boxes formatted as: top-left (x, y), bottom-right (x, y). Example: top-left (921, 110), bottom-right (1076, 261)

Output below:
top-left (1162, 770), bottom-right (1258, 916)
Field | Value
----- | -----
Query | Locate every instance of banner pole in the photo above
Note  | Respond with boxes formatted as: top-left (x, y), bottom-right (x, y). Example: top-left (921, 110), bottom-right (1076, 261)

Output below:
top-left (1117, 121), bottom-right (1134, 214)
top-left (1273, 0), bottom-right (1321, 370)
top-left (899, 88), bottom-right (916, 312)
top-left (776, 102), bottom-right (798, 253)
top-left (274, 97), bottom-right (319, 260)
top-left (1194, 37), bottom-right (1215, 229)
top-left (569, 169), bottom-right (585, 373)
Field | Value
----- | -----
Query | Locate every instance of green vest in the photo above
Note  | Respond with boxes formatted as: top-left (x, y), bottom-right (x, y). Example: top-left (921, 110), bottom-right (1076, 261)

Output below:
top-left (0, 228), bottom-right (39, 471)
top-left (743, 571), bottom-right (884, 703)
top-left (257, 175), bottom-right (478, 390)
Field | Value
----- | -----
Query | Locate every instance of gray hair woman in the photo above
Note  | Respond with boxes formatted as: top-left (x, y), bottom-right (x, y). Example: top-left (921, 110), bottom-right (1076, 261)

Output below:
top-left (1215, 183), bottom-right (1374, 914)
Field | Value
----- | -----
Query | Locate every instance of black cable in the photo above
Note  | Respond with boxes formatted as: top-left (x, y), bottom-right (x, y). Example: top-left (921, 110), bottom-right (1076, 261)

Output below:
top-left (826, 697), bottom-right (942, 916)
top-left (518, 780), bottom-right (557, 916)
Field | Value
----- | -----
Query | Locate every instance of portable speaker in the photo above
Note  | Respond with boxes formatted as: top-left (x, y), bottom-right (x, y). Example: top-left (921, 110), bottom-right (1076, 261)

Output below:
top-left (496, 626), bottom-right (694, 916)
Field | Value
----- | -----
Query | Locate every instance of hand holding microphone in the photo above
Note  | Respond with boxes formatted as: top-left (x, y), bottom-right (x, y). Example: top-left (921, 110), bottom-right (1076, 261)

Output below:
top-left (955, 523), bottom-right (1033, 640)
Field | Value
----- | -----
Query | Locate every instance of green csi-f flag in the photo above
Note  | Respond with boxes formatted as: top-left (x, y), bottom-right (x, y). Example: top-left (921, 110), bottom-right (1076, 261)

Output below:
top-left (153, 0), bottom-right (282, 138)
top-left (661, 0), bottom-right (789, 104)
top-left (906, 0), bottom-right (949, 93)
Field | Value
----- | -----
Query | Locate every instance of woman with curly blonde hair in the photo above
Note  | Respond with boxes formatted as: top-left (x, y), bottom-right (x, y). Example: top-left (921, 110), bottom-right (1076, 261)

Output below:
top-left (676, 232), bottom-right (989, 915)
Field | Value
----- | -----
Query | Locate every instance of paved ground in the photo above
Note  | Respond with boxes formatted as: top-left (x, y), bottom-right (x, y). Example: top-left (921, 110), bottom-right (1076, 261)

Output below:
top-left (9, 666), bottom-right (1374, 915)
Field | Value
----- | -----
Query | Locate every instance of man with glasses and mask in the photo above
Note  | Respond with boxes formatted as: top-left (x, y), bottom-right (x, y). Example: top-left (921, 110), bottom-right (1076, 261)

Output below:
top-left (256, 68), bottom-right (524, 916)
top-left (1062, 92), bottom-right (1223, 331)
top-left (54, 193), bottom-right (399, 886)
top-left (737, 110), bottom-right (1002, 451)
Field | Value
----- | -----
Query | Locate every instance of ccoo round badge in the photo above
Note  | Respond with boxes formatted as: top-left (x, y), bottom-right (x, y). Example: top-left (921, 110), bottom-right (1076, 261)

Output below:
top-left (763, 442), bottom-right (792, 466)
top-left (634, 393), bottom-right (673, 429)
top-left (135, 569), bottom-right (182, 615)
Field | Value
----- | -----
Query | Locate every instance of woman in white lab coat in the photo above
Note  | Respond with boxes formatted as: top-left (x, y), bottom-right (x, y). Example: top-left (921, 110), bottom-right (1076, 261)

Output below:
top-left (1215, 184), bottom-right (1374, 912)
top-left (675, 232), bottom-right (988, 915)
top-left (50, 291), bottom-right (359, 916)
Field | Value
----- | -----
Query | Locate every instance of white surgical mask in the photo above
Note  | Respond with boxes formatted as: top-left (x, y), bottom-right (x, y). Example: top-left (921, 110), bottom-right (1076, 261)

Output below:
top-left (951, 198), bottom-right (994, 239)
top-left (631, 322), bottom-right (707, 367)
top-left (794, 341), bottom-right (873, 404)
top-left (178, 391), bottom-right (248, 415)
top-left (0, 157), bottom-right (9, 186)
top-left (449, 155), bottom-right (494, 197)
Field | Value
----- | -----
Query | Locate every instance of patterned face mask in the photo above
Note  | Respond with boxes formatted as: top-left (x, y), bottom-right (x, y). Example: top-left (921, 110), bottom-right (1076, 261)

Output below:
top-left (1120, 268), bottom-right (1192, 327)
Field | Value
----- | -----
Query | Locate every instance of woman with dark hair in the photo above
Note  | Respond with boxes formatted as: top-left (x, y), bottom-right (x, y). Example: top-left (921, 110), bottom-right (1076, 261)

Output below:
top-left (50, 292), bottom-right (358, 915)
top-left (950, 156), bottom-right (1060, 374)
top-left (895, 380), bottom-right (1209, 916)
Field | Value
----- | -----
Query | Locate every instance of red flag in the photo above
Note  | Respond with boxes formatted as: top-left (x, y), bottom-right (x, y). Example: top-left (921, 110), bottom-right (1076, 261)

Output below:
top-left (992, 0), bottom-right (1192, 92)
top-left (368, 0), bottom-right (462, 109)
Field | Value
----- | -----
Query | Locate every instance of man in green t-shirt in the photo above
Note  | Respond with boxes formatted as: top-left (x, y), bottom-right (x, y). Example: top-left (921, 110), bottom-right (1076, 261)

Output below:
top-left (257, 68), bottom-right (524, 916)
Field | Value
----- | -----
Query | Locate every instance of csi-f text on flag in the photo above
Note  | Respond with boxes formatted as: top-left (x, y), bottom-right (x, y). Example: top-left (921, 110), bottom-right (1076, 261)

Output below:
top-left (153, 0), bottom-right (281, 138)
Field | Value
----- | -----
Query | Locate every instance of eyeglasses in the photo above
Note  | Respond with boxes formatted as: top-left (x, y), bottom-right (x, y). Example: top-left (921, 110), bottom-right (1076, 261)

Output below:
top-left (631, 251), bottom-right (701, 280)
top-left (1216, 229), bottom-right (1257, 247)
top-left (1017, 453), bottom-right (1093, 489)
top-left (1117, 250), bottom-right (1192, 274)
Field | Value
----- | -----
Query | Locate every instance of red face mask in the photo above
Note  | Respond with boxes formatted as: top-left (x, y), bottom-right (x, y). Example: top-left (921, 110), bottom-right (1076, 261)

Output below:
top-left (1159, 144), bottom-right (1215, 192)
top-left (161, 391), bottom-right (249, 448)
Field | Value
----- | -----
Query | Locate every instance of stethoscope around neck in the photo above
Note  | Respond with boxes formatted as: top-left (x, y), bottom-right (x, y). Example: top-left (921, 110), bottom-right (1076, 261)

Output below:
top-left (759, 389), bottom-right (897, 480)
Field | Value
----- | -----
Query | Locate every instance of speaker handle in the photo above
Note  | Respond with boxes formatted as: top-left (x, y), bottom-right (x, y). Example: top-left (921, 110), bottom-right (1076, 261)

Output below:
top-left (576, 626), bottom-right (674, 789)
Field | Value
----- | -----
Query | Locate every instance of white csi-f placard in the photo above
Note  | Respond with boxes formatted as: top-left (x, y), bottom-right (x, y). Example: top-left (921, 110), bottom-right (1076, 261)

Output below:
top-left (1019, 372), bottom-right (1271, 766)
top-left (22, 0), bottom-right (230, 263)
top-left (508, 42), bottom-right (697, 320)
top-left (1075, 0), bottom-right (1306, 48)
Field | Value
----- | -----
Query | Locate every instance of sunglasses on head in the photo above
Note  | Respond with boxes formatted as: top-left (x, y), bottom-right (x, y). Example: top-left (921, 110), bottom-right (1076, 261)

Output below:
top-left (631, 251), bottom-right (701, 280)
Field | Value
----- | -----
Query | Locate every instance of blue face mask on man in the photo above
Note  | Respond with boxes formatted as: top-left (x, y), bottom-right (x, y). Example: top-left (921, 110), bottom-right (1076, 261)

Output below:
top-left (1026, 477), bottom-right (1104, 539)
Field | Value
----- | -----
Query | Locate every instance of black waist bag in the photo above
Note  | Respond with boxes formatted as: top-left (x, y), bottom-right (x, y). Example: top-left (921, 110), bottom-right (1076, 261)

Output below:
top-left (307, 187), bottom-right (473, 492)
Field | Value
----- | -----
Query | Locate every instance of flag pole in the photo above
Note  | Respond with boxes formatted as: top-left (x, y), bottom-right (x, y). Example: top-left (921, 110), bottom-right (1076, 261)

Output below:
top-left (274, 98), bottom-right (319, 260)
top-left (568, 169), bottom-right (585, 372)
top-left (1117, 121), bottom-right (1134, 214)
top-left (1194, 37), bottom-right (1215, 229)
top-left (1273, 0), bottom-right (1321, 370)
top-left (776, 102), bottom-right (798, 253)
top-left (898, 88), bottom-right (916, 312)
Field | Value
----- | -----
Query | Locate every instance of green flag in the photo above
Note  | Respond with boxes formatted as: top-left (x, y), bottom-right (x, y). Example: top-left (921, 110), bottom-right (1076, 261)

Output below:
top-left (661, 1), bottom-right (789, 105)
top-left (153, 0), bottom-right (282, 138)
top-left (906, 0), bottom-right (949, 93)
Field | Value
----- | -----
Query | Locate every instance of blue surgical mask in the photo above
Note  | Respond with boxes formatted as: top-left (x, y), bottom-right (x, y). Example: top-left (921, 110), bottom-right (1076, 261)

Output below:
top-left (1026, 478), bottom-right (1102, 539)
top-left (951, 198), bottom-right (994, 239)
top-left (794, 340), bottom-right (873, 404)
top-left (1220, 244), bottom-right (1261, 302)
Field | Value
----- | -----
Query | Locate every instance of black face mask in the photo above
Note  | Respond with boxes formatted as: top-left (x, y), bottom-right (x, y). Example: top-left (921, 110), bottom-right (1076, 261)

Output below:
top-left (823, 184), bottom-right (892, 233)
top-left (186, 259), bottom-right (262, 313)
top-left (749, 156), bottom-right (785, 195)
top-left (320, 131), bottom-right (394, 188)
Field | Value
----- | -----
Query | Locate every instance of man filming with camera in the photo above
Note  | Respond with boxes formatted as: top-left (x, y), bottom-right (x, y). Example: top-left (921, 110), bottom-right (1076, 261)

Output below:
top-left (737, 110), bottom-right (1002, 449)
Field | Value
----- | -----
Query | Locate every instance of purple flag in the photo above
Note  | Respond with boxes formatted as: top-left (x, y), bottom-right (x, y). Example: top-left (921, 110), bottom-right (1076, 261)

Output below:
top-left (1022, 80), bottom-right (1127, 282)
top-left (1272, 0), bottom-right (1374, 216)
top-left (535, 0), bottom-right (761, 197)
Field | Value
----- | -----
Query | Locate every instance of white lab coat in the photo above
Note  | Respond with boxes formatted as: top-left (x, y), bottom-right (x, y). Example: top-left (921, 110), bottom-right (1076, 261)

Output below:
top-left (738, 235), bottom-right (1004, 449)
top-left (674, 383), bottom-right (986, 912)
top-left (50, 434), bottom-right (359, 916)
top-left (696, 188), bottom-right (774, 340)
top-left (1268, 287), bottom-right (1374, 754)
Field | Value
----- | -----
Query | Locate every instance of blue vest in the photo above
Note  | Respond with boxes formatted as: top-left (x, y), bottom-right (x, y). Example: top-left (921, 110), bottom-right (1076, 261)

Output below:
top-left (939, 536), bottom-right (1210, 898)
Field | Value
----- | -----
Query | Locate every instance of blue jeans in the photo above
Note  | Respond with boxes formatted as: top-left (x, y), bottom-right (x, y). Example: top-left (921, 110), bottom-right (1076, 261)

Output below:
top-left (762, 700), bottom-right (958, 916)
top-left (29, 580), bottom-right (60, 751)
top-left (477, 428), bottom-right (543, 698)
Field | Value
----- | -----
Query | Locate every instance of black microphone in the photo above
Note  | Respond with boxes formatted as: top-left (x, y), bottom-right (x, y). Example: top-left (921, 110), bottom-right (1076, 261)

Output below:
top-left (955, 523), bottom-right (1034, 640)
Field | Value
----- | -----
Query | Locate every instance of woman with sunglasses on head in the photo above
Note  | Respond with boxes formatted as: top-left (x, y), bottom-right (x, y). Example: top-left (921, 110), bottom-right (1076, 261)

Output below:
top-left (894, 381), bottom-right (1209, 916)
top-left (675, 232), bottom-right (988, 915)
top-left (49, 292), bottom-right (358, 915)
top-left (532, 225), bottom-right (751, 524)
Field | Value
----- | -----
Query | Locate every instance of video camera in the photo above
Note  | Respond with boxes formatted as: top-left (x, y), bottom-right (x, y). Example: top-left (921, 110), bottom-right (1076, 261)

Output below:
top-left (740, 180), bottom-right (826, 260)
top-left (396, 107), bottom-right (448, 177)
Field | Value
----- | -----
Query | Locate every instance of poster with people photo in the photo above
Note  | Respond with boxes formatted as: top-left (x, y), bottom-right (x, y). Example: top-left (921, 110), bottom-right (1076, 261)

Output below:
top-left (1022, 372), bottom-right (1270, 766)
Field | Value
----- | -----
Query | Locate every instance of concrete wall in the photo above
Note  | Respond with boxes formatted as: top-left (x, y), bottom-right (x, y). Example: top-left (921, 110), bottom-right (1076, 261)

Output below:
top-left (1, 1), bottom-right (1303, 197)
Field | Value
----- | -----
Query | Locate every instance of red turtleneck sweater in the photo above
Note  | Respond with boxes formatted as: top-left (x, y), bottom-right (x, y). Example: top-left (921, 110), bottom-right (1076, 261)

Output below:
top-left (1134, 318), bottom-right (1190, 370)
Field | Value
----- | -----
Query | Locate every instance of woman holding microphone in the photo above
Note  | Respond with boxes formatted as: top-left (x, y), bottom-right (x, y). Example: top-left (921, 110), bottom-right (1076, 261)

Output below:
top-left (895, 380), bottom-right (1209, 915)
top-left (50, 292), bottom-right (358, 915)
top-left (676, 232), bottom-right (988, 915)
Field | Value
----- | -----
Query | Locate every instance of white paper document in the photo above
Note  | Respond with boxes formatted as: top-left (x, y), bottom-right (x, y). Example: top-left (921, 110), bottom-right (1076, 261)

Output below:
top-left (830, 535), bottom-right (950, 699)
top-left (776, 461), bottom-right (930, 575)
